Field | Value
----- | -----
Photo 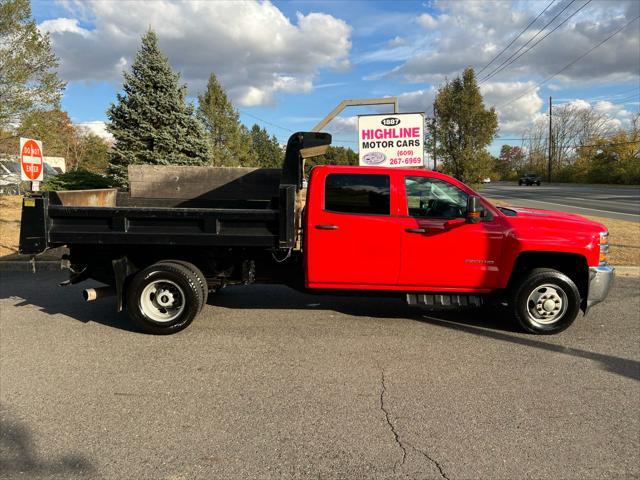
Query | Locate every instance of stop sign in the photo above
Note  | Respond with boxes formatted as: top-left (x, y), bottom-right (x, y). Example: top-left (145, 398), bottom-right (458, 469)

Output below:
top-left (20, 138), bottom-right (44, 182)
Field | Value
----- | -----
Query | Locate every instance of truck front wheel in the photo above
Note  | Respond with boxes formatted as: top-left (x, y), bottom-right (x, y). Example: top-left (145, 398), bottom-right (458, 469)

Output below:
top-left (511, 268), bottom-right (581, 334)
top-left (127, 262), bottom-right (203, 334)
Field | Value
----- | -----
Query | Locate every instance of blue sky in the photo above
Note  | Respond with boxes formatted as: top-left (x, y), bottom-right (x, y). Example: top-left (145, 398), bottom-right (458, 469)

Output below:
top-left (33, 0), bottom-right (640, 155)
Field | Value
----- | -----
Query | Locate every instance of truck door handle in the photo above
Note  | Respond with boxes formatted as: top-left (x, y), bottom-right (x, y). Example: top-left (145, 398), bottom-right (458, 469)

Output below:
top-left (315, 224), bottom-right (339, 230)
top-left (405, 228), bottom-right (427, 234)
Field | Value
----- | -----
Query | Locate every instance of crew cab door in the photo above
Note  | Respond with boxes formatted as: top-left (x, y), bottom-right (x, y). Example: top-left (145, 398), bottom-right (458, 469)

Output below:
top-left (305, 170), bottom-right (401, 288)
top-left (397, 175), bottom-right (505, 290)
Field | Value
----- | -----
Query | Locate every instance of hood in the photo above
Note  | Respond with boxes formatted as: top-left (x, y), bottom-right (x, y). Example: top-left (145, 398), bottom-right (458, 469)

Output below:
top-left (505, 206), bottom-right (607, 232)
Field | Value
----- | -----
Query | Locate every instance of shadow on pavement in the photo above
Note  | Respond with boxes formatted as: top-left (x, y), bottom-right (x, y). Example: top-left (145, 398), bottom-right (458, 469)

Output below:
top-left (414, 312), bottom-right (640, 382)
top-left (0, 407), bottom-right (94, 477)
top-left (0, 272), bottom-right (134, 332)
top-left (1, 273), bottom-right (638, 382)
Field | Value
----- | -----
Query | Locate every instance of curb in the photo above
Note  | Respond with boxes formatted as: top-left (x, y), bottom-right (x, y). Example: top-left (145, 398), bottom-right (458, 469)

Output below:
top-left (615, 266), bottom-right (640, 278)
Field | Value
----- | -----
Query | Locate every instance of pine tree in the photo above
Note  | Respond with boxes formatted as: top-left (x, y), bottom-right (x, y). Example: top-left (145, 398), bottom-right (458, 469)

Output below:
top-left (197, 73), bottom-right (253, 166)
top-left (249, 124), bottom-right (282, 168)
top-left (434, 67), bottom-right (498, 183)
top-left (107, 30), bottom-right (210, 185)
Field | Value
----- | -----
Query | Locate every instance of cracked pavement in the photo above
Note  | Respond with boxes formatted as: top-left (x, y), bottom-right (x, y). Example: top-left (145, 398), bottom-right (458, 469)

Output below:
top-left (1, 272), bottom-right (638, 479)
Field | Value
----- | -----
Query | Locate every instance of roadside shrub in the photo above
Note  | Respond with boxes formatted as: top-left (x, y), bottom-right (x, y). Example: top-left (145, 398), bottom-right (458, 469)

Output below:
top-left (42, 169), bottom-right (114, 191)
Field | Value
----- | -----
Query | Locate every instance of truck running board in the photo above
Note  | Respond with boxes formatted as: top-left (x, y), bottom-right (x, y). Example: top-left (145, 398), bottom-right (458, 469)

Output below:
top-left (406, 293), bottom-right (483, 308)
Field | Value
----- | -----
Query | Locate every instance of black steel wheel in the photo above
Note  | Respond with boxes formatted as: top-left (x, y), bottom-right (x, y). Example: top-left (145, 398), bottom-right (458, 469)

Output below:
top-left (511, 268), bottom-right (581, 334)
top-left (127, 262), bottom-right (203, 334)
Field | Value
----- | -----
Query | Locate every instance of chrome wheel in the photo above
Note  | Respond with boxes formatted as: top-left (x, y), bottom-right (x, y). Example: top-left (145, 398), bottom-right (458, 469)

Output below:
top-left (526, 283), bottom-right (567, 325)
top-left (139, 279), bottom-right (185, 323)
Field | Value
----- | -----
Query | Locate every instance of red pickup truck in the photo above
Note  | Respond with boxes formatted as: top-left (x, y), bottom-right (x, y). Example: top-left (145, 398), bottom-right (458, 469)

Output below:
top-left (19, 132), bottom-right (614, 335)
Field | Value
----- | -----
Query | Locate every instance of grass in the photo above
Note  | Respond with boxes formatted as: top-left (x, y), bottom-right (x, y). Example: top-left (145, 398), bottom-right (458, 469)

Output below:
top-left (0, 196), bottom-right (22, 257)
top-left (1, 194), bottom-right (638, 266)
top-left (584, 215), bottom-right (639, 266)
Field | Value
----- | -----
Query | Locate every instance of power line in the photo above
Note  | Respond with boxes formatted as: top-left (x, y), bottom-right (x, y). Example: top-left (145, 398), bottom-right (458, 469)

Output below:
top-left (482, 0), bottom-right (595, 84)
top-left (239, 110), bottom-right (294, 133)
top-left (573, 140), bottom-right (639, 148)
top-left (476, 0), bottom-right (556, 76)
top-left (615, 93), bottom-right (640, 104)
top-left (479, 0), bottom-right (579, 84)
top-left (481, 0), bottom-right (595, 84)
top-left (495, 139), bottom-right (639, 148)
top-left (498, 14), bottom-right (640, 108)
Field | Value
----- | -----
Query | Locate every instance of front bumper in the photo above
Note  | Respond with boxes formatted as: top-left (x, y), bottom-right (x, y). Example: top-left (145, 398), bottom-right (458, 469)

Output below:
top-left (586, 265), bottom-right (615, 309)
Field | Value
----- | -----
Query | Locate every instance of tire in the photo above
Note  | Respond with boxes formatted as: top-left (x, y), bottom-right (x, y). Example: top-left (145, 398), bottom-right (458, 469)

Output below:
top-left (536, 182), bottom-right (541, 186)
top-left (511, 268), bottom-right (581, 334)
top-left (518, 181), bottom-right (523, 186)
top-left (126, 262), bottom-right (203, 334)
top-left (156, 260), bottom-right (208, 310)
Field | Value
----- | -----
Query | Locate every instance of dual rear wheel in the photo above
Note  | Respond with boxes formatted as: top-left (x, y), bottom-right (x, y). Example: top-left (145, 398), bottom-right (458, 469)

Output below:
top-left (126, 260), bottom-right (208, 334)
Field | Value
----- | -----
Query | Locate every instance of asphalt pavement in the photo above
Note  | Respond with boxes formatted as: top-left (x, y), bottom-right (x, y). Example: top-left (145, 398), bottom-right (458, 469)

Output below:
top-left (479, 182), bottom-right (640, 222)
top-left (1, 271), bottom-right (638, 479)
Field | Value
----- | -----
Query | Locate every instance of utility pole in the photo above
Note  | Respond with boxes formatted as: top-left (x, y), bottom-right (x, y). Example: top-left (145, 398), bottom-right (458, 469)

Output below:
top-left (432, 101), bottom-right (437, 170)
top-left (548, 96), bottom-right (552, 183)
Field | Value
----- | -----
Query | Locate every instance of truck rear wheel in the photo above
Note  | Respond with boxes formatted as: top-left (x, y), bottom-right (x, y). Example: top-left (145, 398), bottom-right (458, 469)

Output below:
top-left (511, 268), bottom-right (580, 334)
top-left (156, 260), bottom-right (208, 310)
top-left (127, 262), bottom-right (203, 334)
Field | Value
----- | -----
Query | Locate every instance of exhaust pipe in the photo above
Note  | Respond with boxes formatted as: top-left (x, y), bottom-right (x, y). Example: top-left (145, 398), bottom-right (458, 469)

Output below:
top-left (83, 286), bottom-right (116, 302)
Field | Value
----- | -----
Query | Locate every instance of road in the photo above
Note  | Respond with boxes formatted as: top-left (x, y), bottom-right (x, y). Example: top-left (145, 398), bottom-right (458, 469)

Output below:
top-left (479, 182), bottom-right (640, 222)
top-left (1, 271), bottom-right (638, 479)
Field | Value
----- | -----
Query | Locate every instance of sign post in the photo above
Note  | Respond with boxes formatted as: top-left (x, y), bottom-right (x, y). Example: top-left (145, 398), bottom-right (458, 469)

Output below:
top-left (20, 138), bottom-right (44, 190)
top-left (357, 113), bottom-right (424, 167)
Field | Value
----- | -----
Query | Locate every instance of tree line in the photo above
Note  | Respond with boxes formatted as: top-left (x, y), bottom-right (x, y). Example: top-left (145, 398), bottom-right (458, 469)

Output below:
top-left (1, 1), bottom-right (356, 190)
top-left (2, 0), bottom-right (635, 189)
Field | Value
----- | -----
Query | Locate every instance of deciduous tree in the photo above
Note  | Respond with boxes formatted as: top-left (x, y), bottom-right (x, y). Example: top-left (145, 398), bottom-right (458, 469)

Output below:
top-left (434, 68), bottom-right (498, 182)
top-left (0, 0), bottom-right (65, 136)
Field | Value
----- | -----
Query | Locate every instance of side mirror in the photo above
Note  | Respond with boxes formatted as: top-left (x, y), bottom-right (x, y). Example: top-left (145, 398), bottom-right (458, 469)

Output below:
top-left (466, 196), bottom-right (482, 223)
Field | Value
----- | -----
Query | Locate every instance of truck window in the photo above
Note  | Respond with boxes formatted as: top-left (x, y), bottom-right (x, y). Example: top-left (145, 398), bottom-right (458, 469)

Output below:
top-left (405, 176), bottom-right (468, 219)
top-left (325, 173), bottom-right (390, 215)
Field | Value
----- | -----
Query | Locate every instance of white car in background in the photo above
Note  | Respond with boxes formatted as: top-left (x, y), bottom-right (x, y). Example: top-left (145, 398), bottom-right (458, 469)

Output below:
top-left (482, 177), bottom-right (491, 184)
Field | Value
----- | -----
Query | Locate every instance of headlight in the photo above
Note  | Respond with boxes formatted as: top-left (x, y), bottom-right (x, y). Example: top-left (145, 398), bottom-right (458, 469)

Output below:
top-left (599, 231), bottom-right (609, 264)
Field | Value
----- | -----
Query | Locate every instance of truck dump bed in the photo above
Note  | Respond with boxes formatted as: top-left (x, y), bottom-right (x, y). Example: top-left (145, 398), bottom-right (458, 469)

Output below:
top-left (19, 131), bottom-right (331, 255)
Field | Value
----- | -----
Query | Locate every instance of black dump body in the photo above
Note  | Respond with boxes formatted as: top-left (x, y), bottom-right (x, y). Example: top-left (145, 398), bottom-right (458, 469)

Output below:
top-left (19, 132), bottom-right (331, 256)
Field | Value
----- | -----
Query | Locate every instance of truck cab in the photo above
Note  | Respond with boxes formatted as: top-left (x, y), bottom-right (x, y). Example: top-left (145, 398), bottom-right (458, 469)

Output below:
top-left (304, 165), bottom-right (613, 333)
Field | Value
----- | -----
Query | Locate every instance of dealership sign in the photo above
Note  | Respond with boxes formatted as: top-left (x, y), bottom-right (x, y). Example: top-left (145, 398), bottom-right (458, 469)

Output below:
top-left (358, 113), bottom-right (424, 167)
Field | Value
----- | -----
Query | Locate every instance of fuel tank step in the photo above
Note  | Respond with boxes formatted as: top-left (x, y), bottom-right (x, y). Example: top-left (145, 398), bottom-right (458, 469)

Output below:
top-left (406, 293), bottom-right (483, 308)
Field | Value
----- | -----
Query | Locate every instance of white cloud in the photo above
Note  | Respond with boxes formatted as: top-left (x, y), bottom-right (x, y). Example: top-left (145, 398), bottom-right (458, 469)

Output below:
top-left (481, 81), bottom-right (545, 134)
top-left (75, 121), bottom-right (113, 140)
top-left (416, 13), bottom-right (438, 29)
top-left (387, 36), bottom-right (406, 47)
top-left (396, 87), bottom-right (437, 114)
top-left (38, 18), bottom-right (90, 37)
top-left (565, 99), bottom-right (635, 130)
top-left (40, 1), bottom-right (352, 107)
top-left (372, 0), bottom-right (640, 84)
top-left (325, 116), bottom-right (358, 136)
